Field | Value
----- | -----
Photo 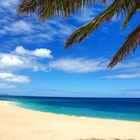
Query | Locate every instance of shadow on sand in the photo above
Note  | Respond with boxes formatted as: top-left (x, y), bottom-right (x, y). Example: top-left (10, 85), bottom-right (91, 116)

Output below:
top-left (79, 138), bottom-right (135, 140)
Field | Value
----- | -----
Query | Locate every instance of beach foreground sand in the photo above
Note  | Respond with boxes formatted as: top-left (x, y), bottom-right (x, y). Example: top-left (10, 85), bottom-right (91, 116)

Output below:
top-left (0, 101), bottom-right (139, 140)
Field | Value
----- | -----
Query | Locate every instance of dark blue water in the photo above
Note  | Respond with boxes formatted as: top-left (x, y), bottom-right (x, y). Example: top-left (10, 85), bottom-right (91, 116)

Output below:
top-left (0, 96), bottom-right (140, 121)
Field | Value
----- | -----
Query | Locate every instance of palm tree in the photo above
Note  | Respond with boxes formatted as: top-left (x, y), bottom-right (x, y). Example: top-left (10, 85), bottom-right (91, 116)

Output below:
top-left (17, 0), bottom-right (140, 68)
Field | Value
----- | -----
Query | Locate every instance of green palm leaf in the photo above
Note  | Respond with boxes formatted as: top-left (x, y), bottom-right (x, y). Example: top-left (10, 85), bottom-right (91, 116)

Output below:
top-left (17, 0), bottom-right (107, 21)
top-left (108, 25), bottom-right (140, 68)
top-left (17, 0), bottom-right (140, 68)
top-left (65, 0), bottom-right (138, 48)
top-left (122, 3), bottom-right (139, 28)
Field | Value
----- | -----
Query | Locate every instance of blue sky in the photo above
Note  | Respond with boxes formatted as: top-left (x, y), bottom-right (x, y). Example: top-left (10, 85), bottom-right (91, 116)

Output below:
top-left (0, 0), bottom-right (140, 97)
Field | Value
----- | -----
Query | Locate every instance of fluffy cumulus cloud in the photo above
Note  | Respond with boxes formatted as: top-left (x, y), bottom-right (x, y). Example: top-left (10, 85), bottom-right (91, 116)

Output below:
top-left (0, 54), bottom-right (46, 72)
top-left (0, 46), bottom-right (52, 85)
top-left (0, 54), bottom-right (23, 68)
top-left (0, 46), bottom-right (52, 72)
top-left (15, 46), bottom-right (53, 58)
top-left (49, 58), bottom-right (106, 73)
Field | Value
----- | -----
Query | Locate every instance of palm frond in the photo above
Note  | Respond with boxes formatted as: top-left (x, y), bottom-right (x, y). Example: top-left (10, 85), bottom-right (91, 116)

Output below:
top-left (65, 0), bottom-right (138, 48)
top-left (17, 0), bottom-right (107, 20)
top-left (122, 3), bottom-right (139, 28)
top-left (17, 0), bottom-right (140, 68)
top-left (108, 25), bottom-right (140, 68)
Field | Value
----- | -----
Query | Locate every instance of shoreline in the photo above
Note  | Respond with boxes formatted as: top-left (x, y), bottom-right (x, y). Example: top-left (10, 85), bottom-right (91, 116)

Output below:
top-left (15, 101), bottom-right (140, 122)
top-left (0, 101), bottom-right (140, 140)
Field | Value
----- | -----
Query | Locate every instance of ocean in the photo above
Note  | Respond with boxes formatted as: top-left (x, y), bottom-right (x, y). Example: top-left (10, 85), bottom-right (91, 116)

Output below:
top-left (0, 96), bottom-right (140, 121)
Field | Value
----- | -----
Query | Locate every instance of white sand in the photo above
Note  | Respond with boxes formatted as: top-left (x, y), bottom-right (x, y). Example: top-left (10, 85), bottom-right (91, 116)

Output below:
top-left (0, 101), bottom-right (140, 140)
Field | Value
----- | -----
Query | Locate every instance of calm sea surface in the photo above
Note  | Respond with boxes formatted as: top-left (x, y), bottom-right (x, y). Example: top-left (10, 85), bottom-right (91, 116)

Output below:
top-left (0, 96), bottom-right (140, 121)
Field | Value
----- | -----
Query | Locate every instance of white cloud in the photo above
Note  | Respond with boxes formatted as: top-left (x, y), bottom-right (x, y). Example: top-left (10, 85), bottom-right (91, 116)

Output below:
top-left (0, 72), bottom-right (30, 83)
top-left (15, 46), bottom-right (27, 54)
top-left (15, 46), bottom-right (53, 58)
top-left (0, 0), bottom-right (18, 13)
top-left (0, 46), bottom-right (53, 84)
top-left (103, 58), bottom-right (140, 79)
top-left (33, 48), bottom-right (52, 58)
top-left (104, 73), bottom-right (140, 79)
top-left (2, 20), bottom-right (32, 34)
top-left (0, 3), bottom-right (76, 44)
top-left (0, 54), bottom-right (23, 67)
top-left (0, 0), bottom-right (17, 8)
top-left (11, 20), bottom-right (32, 32)
top-left (113, 60), bottom-right (140, 70)
top-left (0, 46), bottom-right (52, 72)
top-left (49, 58), bottom-right (106, 73)
top-left (57, 24), bottom-right (75, 36)
top-left (49, 57), bottom-right (140, 78)
top-left (0, 83), bottom-right (15, 89)
top-left (74, 7), bottom-right (102, 23)
top-left (0, 53), bottom-right (47, 72)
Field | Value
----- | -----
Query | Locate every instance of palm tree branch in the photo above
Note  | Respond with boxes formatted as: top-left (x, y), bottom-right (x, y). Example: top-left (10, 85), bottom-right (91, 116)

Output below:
top-left (65, 0), bottom-right (138, 48)
top-left (108, 25), bottom-right (140, 68)
top-left (17, 0), bottom-right (107, 20)
top-left (122, 3), bottom-right (139, 28)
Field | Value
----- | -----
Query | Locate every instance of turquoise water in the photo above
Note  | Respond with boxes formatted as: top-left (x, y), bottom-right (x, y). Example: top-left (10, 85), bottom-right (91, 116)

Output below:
top-left (0, 96), bottom-right (140, 121)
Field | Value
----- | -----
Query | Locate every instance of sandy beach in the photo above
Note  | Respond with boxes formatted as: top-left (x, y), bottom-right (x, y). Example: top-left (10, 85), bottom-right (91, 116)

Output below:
top-left (0, 101), bottom-right (140, 140)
